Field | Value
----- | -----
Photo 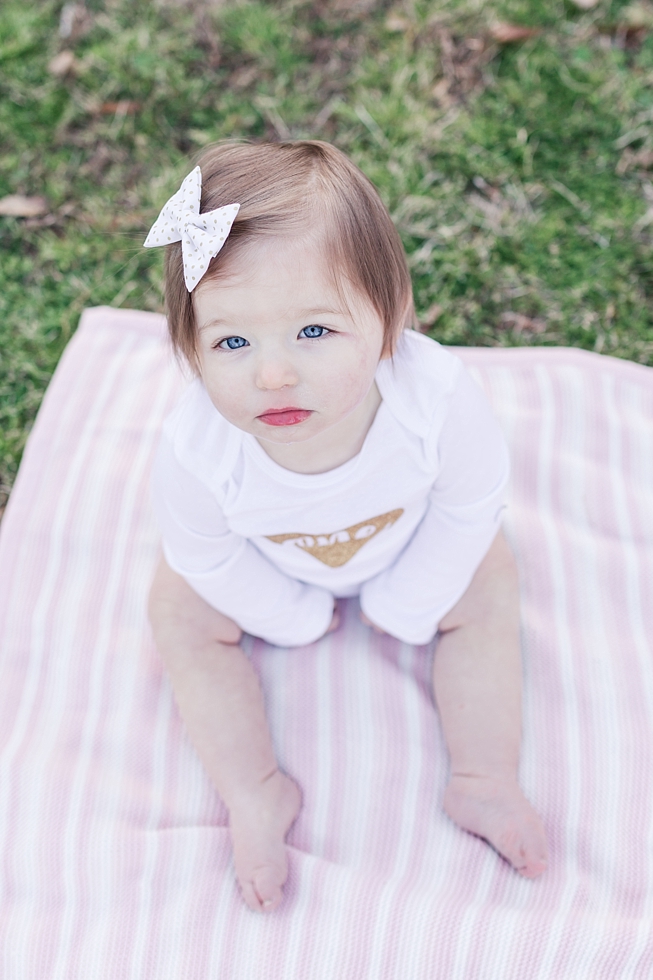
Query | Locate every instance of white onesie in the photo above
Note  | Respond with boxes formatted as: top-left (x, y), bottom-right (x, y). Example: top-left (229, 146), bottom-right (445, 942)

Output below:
top-left (150, 330), bottom-right (510, 647)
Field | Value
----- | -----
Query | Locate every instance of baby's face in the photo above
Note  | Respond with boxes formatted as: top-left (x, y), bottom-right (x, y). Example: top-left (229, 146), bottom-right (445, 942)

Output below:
top-left (193, 237), bottom-right (386, 449)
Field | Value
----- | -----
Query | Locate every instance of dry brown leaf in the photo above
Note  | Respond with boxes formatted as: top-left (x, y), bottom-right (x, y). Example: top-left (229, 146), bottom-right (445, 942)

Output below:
top-left (330, 0), bottom-right (378, 13)
top-left (432, 78), bottom-right (451, 102)
top-left (500, 311), bottom-right (546, 334)
top-left (633, 206), bottom-right (653, 232)
top-left (81, 210), bottom-right (149, 230)
top-left (99, 100), bottom-right (140, 115)
top-left (622, 3), bottom-right (653, 28)
top-left (229, 65), bottom-right (258, 90)
top-left (616, 148), bottom-right (653, 175)
top-left (0, 195), bottom-right (49, 218)
top-left (48, 50), bottom-right (78, 77)
top-left (431, 28), bottom-right (494, 102)
top-left (59, 3), bottom-right (92, 41)
top-left (489, 23), bottom-right (540, 43)
top-left (418, 304), bottom-right (443, 330)
top-left (472, 175), bottom-right (502, 202)
top-left (385, 13), bottom-right (411, 32)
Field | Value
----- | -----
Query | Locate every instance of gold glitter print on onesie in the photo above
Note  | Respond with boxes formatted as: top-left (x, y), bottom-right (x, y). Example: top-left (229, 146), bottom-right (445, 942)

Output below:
top-left (265, 509), bottom-right (404, 567)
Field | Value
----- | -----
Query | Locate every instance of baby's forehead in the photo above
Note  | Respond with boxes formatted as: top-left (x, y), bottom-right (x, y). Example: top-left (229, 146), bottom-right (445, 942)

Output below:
top-left (215, 231), bottom-right (330, 279)
top-left (196, 237), bottom-right (363, 318)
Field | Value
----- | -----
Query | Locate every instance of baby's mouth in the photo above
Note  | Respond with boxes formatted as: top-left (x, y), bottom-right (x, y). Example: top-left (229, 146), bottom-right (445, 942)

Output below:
top-left (257, 407), bottom-right (313, 427)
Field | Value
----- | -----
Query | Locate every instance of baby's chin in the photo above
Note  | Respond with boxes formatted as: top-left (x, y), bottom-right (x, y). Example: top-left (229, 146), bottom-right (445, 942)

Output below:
top-left (252, 417), bottom-right (325, 445)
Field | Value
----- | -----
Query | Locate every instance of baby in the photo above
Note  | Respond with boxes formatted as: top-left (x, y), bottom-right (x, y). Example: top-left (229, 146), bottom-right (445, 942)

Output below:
top-left (145, 140), bottom-right (548, 913)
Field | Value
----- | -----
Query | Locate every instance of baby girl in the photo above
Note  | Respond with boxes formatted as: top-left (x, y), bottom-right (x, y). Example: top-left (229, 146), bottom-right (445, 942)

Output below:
top-left (145, 140), bottom-right (548, 913)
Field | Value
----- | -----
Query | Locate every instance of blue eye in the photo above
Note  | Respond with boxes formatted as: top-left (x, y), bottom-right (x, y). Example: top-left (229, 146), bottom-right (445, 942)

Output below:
top-left (300, 325), bottom-right (328, 339)
top-left (218, 336), bottom-right (249, 350)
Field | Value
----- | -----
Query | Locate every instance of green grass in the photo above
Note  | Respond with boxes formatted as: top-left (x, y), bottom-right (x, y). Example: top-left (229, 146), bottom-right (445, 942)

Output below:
top-left (2, 0), bottom-right (653, 506)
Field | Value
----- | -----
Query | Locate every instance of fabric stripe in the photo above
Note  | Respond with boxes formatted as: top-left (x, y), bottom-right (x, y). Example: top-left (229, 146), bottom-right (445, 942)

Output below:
top-left (1, 310), bottom-right (653, 978)
top-left (4, 333), bottom-right (143, 977)
top-left (55, 340), bottom-right (179, 978)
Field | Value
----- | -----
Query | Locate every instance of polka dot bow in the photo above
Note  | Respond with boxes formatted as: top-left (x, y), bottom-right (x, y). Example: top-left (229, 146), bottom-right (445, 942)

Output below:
top-left (143, 167), bottom-right (240, 291)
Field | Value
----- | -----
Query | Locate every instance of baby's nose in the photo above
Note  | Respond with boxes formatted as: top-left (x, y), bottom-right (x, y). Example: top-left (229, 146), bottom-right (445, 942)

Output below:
top-left (255, 356), bottom-right (299, 391)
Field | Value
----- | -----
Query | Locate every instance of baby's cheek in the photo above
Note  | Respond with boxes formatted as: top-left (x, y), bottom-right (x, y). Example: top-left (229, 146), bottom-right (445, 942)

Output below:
top-left (203, 374), bottom-right (248, 424)
top-left (336, 353), bottom-right (379, 405)
top-left (323, 369), bottom-right (366, 409)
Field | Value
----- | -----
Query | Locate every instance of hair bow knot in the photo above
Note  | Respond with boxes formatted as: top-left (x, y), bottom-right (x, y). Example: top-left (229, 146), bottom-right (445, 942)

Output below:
top-left (143, 167), bottom-right (240, 291)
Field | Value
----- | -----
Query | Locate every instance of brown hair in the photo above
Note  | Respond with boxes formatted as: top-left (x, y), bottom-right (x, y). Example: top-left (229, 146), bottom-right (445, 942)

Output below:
top-left (163, 140), bottom-right (415, 372)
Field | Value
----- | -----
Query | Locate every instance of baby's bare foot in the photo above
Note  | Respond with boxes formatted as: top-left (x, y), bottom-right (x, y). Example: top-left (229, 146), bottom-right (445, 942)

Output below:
top-left (443, 774), bottom-right (548, 878)
top-left (228, 769), bottom-right (302, 912)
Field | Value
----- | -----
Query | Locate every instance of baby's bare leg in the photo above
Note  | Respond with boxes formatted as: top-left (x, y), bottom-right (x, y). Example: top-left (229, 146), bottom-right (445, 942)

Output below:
top-left (433, 530), bottom-right (548, 877)
top-left (147, 557), bottom-right (302, 912)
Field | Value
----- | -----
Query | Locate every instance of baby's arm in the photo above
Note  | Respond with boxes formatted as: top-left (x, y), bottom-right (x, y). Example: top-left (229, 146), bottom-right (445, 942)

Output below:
top-left (148, 425), bottom-right (345, 912)
top-left (151, 432), bottom-right (334, 647)
top-left (360, 366), bottom-right (509, 644)
top-left (148, 438), bottom-right (339, 914)
top-left (148, 554), bottom-right (307, 913)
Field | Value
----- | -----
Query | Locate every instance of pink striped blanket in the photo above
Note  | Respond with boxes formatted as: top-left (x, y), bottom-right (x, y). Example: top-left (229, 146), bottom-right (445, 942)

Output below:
top-left (1, 306), bottom-right (652, 978)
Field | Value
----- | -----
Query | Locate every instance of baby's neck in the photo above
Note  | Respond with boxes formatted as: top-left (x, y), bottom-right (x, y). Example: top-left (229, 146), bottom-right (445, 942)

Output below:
top-left (256, 383), bottom-right (382, 474)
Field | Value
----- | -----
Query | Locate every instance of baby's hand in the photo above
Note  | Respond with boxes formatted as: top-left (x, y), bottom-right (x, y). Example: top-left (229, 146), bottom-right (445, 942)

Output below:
top-left (360, 611), bottom-right (387, 635)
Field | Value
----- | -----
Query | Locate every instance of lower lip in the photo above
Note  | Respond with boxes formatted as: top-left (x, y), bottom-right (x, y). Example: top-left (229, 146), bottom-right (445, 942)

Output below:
top-left (258, 409), bottom-right (312, 427)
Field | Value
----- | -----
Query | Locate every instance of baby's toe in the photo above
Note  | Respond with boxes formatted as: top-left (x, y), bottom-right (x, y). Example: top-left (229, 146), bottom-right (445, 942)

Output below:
top-left (512, 832), bottom-right (548, 878)
top-left (252, 865), bottom-right (285, 910)
top-left (496, 810), bottom-right (548, 878)
top-left (444, 775), bottom-right (548, 879)
top-left (519, 859), bottom-right (548, 879)
top-left (239, 877), bottom-right (265, 912)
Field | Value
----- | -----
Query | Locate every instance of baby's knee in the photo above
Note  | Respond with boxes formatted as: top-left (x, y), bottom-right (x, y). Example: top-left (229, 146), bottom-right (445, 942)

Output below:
top-left (148, 556), bottom-right (242, 647)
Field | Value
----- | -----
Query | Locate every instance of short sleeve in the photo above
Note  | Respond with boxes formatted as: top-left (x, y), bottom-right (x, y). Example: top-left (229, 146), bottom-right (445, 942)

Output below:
top-left (150, 431), bottom-right (334, 647)
top-left (359, 365), bottom-right (510, 644)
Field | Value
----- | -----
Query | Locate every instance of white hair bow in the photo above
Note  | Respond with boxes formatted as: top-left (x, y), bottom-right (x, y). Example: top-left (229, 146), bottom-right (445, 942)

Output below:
top-left (143, 167), bottom-right (240, 292)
